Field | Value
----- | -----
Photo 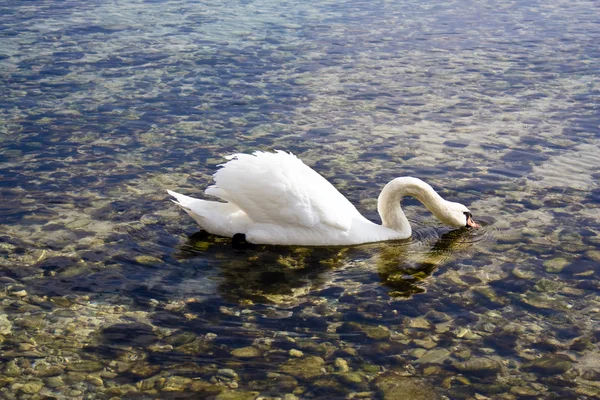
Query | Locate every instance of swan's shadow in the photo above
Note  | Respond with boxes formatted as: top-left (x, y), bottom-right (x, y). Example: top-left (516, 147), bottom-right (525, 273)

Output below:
top-left (177, 225), bottom-right (486, 304)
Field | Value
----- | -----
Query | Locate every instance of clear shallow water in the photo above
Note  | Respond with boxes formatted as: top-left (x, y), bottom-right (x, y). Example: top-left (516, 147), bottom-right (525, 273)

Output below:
top-left (1, 0), bottom-right (599, 398)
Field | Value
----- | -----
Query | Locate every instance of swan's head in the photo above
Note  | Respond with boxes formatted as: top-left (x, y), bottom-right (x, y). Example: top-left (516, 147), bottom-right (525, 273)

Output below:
top-left (442, 201), bottom-right (480, 229)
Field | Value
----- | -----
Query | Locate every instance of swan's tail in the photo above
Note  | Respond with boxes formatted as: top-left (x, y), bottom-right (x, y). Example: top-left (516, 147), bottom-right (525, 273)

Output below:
top-left (167, 189), bottom-right (200, 211)
top-left (167, 189), bottom-right (210, 228)
top-left (167, 190), bottom-right (249, 238)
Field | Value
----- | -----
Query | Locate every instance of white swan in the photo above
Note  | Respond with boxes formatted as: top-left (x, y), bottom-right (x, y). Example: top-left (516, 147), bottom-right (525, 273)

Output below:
top-left (168, 151), bottom-right (479, 246)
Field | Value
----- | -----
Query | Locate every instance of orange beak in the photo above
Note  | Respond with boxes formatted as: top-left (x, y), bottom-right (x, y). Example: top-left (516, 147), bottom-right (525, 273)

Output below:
top-left (466, 214), bottom-right (480, 228)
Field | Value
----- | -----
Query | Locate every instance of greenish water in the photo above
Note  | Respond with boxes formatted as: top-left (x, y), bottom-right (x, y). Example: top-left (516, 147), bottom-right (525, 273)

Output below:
top-left (1, 0), bottom-right (599, 398)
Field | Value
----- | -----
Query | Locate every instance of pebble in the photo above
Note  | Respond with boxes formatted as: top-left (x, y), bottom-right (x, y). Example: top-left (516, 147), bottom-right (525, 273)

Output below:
top-left (231, 346), bottom-right (262, 358)
top-left (543, 258), bottom-right (570, 273)
top-left (416, 349), bottom-right (450, 365)
top-left (334, 358), bottom-right (350, 372)
top-left (135, 255), bottom-right (163, 265)
top-left (523, 355), bottom-right (573, 374)
top-left (5, 361), bottom-right (21, 377)
top-left (454, 358), bottom-right (502, 375)
top-left (289, 349), bottom-right (304, 358)
top-left (86, 375), bottom-right (104, 386)
top-left (0, 314), bottom-right (12, 335)
top-left (280, 356), bottom-right (325, 379)
top-left (66, 360), bottom-right (104, 372)
top-left (18, 380), bottom-right (44, 394)
top-left (217, 368), bottom-right (239, 380)
top-left (36, 365), bottom-right (64, 377)
top-left (408, 317), bottom-right (431, 330)
top-left (45, 376), bottom-right (64, 388)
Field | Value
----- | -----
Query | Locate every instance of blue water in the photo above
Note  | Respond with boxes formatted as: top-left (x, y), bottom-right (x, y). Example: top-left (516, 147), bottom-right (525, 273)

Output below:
top-left (1, 0), bottom-right (599, 398)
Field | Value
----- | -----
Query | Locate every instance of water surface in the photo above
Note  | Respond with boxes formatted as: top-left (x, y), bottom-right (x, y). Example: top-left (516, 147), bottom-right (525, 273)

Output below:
top-left (1, 0), bottom-right (600, 398)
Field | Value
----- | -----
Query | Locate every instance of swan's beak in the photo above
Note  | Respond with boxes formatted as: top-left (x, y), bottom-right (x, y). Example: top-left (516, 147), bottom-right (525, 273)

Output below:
top-left (466, 214), bottom-right (480, 228)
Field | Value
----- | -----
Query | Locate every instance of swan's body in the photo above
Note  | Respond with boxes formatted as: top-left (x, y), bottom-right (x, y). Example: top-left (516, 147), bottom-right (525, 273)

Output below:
top-left (168, 151), bottom-right (478, 246)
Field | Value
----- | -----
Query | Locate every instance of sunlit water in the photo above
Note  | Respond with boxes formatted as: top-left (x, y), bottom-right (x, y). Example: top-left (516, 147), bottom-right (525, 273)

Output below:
top-left (1, 0), bottom-right (599, 398)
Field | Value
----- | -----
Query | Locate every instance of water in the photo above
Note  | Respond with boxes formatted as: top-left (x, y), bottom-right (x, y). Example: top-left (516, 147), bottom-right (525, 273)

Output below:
top-left (1, 0), bottom-right (599, 398)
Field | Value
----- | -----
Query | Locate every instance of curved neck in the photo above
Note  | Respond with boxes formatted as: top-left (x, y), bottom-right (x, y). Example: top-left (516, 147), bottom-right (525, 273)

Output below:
top-left (377, 177), bottom-right (448, 236)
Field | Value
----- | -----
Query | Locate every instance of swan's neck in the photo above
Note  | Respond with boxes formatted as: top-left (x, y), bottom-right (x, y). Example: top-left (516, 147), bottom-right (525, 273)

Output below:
top-left (377, 177), bottom-right (450, 236)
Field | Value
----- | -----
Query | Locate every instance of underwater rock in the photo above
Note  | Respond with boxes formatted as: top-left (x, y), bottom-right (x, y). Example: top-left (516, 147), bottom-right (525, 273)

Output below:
top-left (280, 356), bottom-right (325, 380)
top-left (510, 385), bottom-right (539, 397)
top-left (4, 360), bottom-right (21, 377)
top-left (217, 368), bottom-right (240, 381)
top-left (129, 362), bottom-right (160, 378)
top-left (372, 372), bottom-right (441, 400)
top-left (523, 355), bottom-right (573, 374)
top-left (265, 372), bottom-right (298, 392)
top-left (86, 375), bottom-right (104, 387)
top-left (454, 357), bottom-right (502, 376)
top-left (408, 317), bottom-right (431, 330)
top-left (66, 360), bottom-right (104, 372)
top-left (0, 314), bottom-right (12, 335)
top-left (313, 376), bottom-right (351, 396)
top-left (416, 349), bottom-right (450, 365)
top-left (13, 316), bottom-right (45, 331)
top-left (413, 337), bottom-right (437, 350)
top-left (334, 357), bottom-right (350, 373)
top-left (231, 346), bottom-right (262, 358)
top-left (102, 322), bottom-right (158, 347)
top-left (425, 310), bottom-right (452, 324)
top-left (534, 278), bottom-right (564, 293)
top-left (162, 376), bottom-right (194, 391)
top-left (543, 258), bottom-right (570, 273)
top-left (44, 376), bottom-right (64, 388)
top-left (512, 266), bottom-right (536, 279)
top-left (338, 372), bottom-right (368, 389)
top-left (135, 255), bottom-right (164, 265)
top-left (15, 380), bottom-right (44, 394)
top-left (65, 372), bottom-right (87, 384)
top-left (214, 390), bottom-right (260, 400)
top-left (189, 379), bottom-right (224, 395)
top-left (289, 349), bottom-right (304, 358)
top-left (338, 322), bottom-right (391, 341)
top-left (35, 365), bottom-right (64, 377)
top-left (165, 331), bottom-right (197, 346)
top-left (586, 250), bottom-right (600, 262)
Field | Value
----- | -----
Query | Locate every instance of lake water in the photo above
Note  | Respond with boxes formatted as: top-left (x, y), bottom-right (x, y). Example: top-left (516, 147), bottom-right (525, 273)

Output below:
top-left (1, 0), bottom-right (599, 398)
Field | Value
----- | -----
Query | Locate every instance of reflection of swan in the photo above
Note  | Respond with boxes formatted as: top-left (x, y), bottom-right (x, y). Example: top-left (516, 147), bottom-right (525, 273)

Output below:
top-left (168, 151), bottom-right (479, 246)
top-left (177, 222), bottom-right (489, 304)
top-left (376, 228), bottom-right (479, 298)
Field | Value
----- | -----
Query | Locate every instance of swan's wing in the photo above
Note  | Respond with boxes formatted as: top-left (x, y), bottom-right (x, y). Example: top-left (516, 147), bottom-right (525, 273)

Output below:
top-left (205, 151), bottom-right (361, 231)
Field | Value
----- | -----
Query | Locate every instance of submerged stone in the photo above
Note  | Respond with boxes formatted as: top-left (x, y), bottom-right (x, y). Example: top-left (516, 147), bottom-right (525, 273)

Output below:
top-left (4, 361), bottom-right (21, 377)
top-left (0, 314), bottom-right (12, 335)
top-left (416, 349), bottom-right (450, 365)
top-left (280, 356), bottom-right (325, 380)
top-left (135, 255), bottom-right (164, 265)
top-left (18, 380), bottom-right (44, 394)
top-left (35, 365), bottom-right (64, 377)
top-left (338, 322), bottom-right (391, 341)
top-left (215, 390), bottom-right (260, 400)
top-left (543, 258), bottom-right (570, 273)
top-left (523, 355), bottom-right (573, 374)
top-left (162, 376), bottom-right (193, 391)
top-left (189, 380), bottom-right (224, 395)
top-left (231, 346), bottom-right (262, 358)
top-left (372, 372), bottom-right (441, 400)
top-left (454, 358), bottom-right (502, 375)
top-left (66, 360), bottom-right (104, 372)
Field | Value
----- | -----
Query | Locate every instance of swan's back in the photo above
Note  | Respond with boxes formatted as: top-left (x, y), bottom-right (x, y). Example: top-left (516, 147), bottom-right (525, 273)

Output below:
top-left (205, 151), bottom-right (362, 231)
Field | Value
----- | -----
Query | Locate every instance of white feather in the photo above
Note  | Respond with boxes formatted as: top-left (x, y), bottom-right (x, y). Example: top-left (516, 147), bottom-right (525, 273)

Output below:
top-left (167, 151), bottom-right (477, 246)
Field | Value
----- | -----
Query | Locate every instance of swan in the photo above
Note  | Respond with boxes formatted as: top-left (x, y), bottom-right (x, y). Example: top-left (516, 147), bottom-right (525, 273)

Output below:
top-left (167, 151), bottom-right (479, 246)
